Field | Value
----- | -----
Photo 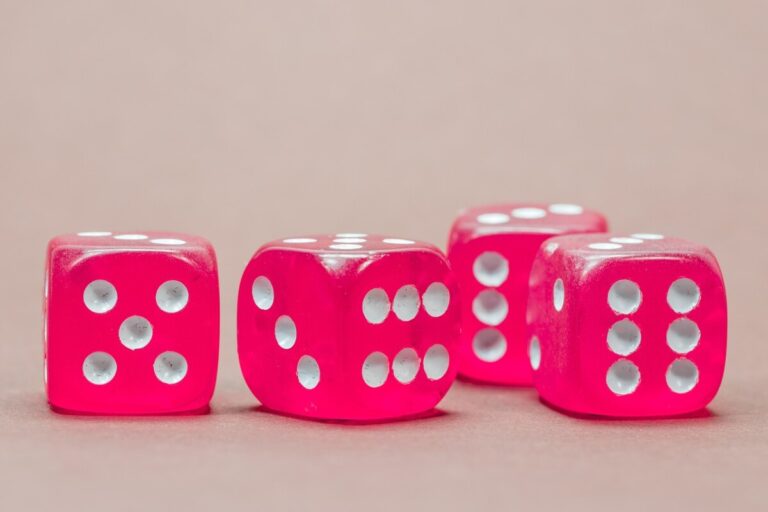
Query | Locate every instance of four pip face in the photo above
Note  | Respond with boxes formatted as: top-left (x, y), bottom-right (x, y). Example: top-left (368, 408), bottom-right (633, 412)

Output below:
top-left (43, 207), bottom-right (728, 420)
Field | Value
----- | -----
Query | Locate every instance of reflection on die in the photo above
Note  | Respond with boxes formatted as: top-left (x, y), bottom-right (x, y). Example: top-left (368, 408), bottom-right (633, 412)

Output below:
top-left (44, 232), bottom-right (219, 414)
top-left (527, 233), bottom-right (727, 417)
top-left (447, 203), bottom-right (608, 385)
top-left (237, 234), bottom-right (460, 421)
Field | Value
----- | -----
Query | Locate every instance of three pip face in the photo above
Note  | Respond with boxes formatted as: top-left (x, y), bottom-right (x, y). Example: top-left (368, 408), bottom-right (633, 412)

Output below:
top-left (43, 206), bottom-right (727, 420)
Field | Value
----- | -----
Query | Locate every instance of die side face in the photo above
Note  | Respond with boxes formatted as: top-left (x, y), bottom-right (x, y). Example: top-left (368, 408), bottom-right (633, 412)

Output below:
top-left (237, 235), bottom-right (460, 421)
top-left (45, 232), bottom-right (219, 414)
top-left (529, 234), bottom-right (727, 417)
top-left (448, 204), bottom-right (607, 384)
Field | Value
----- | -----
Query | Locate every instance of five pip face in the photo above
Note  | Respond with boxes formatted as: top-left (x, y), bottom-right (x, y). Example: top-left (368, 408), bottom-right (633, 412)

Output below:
top-left (43, 210), bottom-right (728, 420)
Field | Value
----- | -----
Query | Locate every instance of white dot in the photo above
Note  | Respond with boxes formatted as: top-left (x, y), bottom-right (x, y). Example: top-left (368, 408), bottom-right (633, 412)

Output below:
top-left (472, 328), bottom-right (507, 363)
top-left (118, 315), bottom-right (153, 350)
top-left (608, 280), bottom-right (642, 314)
top-left (275, 315), bottom-right (297, 349)
top-left (606, 359), bottom-right (641, 395)
top-left (666, 359), bottom-right (699, 393)
top-left (252, 276), bottom-right (274, 310)
top-left (477, 213), bottom-right (510, 225)
top-left (512, 207), bottom-right (547, 219)
top-left (548, 204), bottom-right (583, 215)
top-left (297, 355), bottom-right (320, 389)
top-left (610, 237), bottom-right (643, 244)
top-left (631, 233), bottom-right (664, 240)
top-left (393, 285), bottom-right (420, 321)
top-left (283, 238), bottom-right (317, 244)
top-left (336, 233), bottom-right (366, 238)
top-left (423, 344), bottom-right (449, 381)
top-left (82, 352), bottom-right (117, 385)
top-left (473, 252), bottom-right (509, 287)
top-left (330, 243), bottom-right (363, 250)
top-left (153, 351), bottom-right (188, 384)
top-left (553, 278), bottom-right (565, 312)
top-left (83, 280), bottom-right (117, 313)
top-left (362, 352), bottom-right (389, 388)
top-left (393, 348), bottom-right (420, 384)
top-left (363, 288), bottom-right (390, 324)
top-left (589, 243), bottom-right (623, 250)
top-left (333, 238), bottom-right (365, 243)
top-left (78, 231), bottom-right (112, 237)
top-left (667, 318), bottom-right (701, 354)
top-left (529, 336), bottom-right (541, 370)
top-left (544, 242), bottom-right (559, 255)
top-left (472, 290), bottom-right (508, 326)
top-left (114, 234), bottom-right (148, 240)
top-left (383, 238), bottom-right (415, 245)
top-left (422, 282), bottom-right (450, 317)
top-left (150, 238), bottom-right (186, 246)
top-left (607, 319), bottom-right (641, 356)
top-left (667, 278), bottom-right (701, 314)
top-left (156, 280), bottom-right (189, 313)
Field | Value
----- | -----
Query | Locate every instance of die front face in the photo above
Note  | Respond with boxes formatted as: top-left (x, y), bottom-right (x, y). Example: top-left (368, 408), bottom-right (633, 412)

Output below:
top-left (528, 233), bottom-right (727, 417)
top-left (237, 234), bottom-right (459, 421)
top-left (45, 232), bottom-right (219, 414)
top-left (447, 204), bottom-right (607, 385)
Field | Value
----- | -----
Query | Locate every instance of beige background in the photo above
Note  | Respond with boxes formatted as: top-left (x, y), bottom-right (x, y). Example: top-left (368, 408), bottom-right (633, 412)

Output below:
top-left (1, 2), bottom-right (767, 510)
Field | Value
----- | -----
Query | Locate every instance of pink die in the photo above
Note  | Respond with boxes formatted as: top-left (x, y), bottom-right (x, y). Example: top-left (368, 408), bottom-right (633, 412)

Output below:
top-left (447, 204), bottom-right (607, 385)
top-left (237, 234), bottom-right (459, 421)
top-left (527, 233), bottom-right (727, 417)
top-left (44, 232), bottom-right (219, 414)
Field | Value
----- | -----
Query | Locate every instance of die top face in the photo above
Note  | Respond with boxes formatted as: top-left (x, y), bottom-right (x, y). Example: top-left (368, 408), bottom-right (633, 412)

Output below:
top-left (450, 203), bottom-right (608, 244)
top-left (529, 233), bottom-right (726, 417)
top-left (237, 234), bottom-right (459, 421)
top-left (45, 232), bottom-right (219, 414)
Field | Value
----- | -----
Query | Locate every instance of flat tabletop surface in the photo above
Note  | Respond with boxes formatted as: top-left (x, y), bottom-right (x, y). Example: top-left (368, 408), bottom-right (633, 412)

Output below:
top-left (1, 2), bottom-right (766, 510)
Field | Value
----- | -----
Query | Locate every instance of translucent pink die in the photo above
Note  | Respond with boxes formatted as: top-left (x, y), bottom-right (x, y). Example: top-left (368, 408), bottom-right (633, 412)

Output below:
top-left (447, 204), bottom-right (607, 385)
top-left (44, 232), bottom-right (219, 414)
top-left (237, 234), bottom-right (459, 421)
top-left (527, 233), bottom-right (727, 417)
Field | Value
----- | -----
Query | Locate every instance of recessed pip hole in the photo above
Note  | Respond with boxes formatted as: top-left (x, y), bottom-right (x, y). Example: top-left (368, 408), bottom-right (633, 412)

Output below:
top-left (607, 319), bottom-right (641, 356)
top-left (512, 207), bottom-right (547, 219)
top-left (83, 280), bottom-right (118, 313)
top-left (78, 231), bottom-right (112, 237)
top-left (393, 348), bottom-right (420, 384)
top-left (82, 352), bottom-right (117, 385)
top-left (610, 237), bottom-right (643, 244)
top-left (154, 351), bottom-right (188, 384)
top-left (363, 288), bottom-right (390, 324)
top-left (297, 355), bottom-right (320, 389)
top-left (553, 278), bottom-right (565, 312)
top-left (330, 243), bottom-right (363, 250)
top-left (667, 318), bottom-right (701, 354)
top-left (150, 238), bottom-right (186, 245)
top-left (275, 315), bottom-right (297, 349)
top-left (472, 290), bottom-right (508, 326)
top-left (114, 234), bottom-right (148, 240)
top-left (393, 285), bottom-right (420, 321)
top-left (118, 315), bottom-right (153, 350)
top-left (156, 280), bottom-right (189, 313)
top-left (476, 213), bottom-right (510, 225)
top-left (529, 336), bottom-right (541, 370)
top-left (548, 204), bottom-right (583, 215)
top-left (252, 276), bottom-right (274, 310)
top-left (336, 233), bottom-right (366, 238)
top-left (667, 278), bottom-right (701, 314)
top-left (423, 344), bottom-right (449, 380)
top-left (422, 282), bottom-right (450, 317)
top-left (606, 359), bottom-right (641, 395)
top-left (589, 243), bottom-right (622, 250)
top-left (382, 238), bottom-right (415, 245)
top-left (666, 359), bottom-right (699, 393)
top-left (631, 233), bottom-right (664, 240)
top-left (608, 280), bottom-right (642, 314)
top-left (362, 352), bottom-right (390, 388)
top-left (283, 238), bottom-right (317, 244)
top-left (333, 238), bottom-right (365, 243)
top-left (473, 251), bottom-right (509, 287)
top-left (472, 328), bottom-right (507, 363)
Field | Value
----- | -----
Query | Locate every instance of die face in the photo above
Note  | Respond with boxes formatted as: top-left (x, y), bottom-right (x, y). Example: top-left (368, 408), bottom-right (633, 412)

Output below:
top-left (237, 235), bottom-right (460, 421)
top-left (529, 233), bottom-right (727, 417)
top-left (45, 232), bottom-right (219, 414)
top-left (448, 203), bottom-right (607, 385)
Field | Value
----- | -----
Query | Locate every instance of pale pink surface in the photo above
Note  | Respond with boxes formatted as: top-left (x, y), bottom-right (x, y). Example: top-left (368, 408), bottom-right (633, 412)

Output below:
top-left (447, 204), bottom-right (607, 385)
top-left (45, 232), bottom-right (219, 414)
top-left (237, 234), bottom-right (459, 421)
top-left (527, 233), bottom-right (727, 417)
